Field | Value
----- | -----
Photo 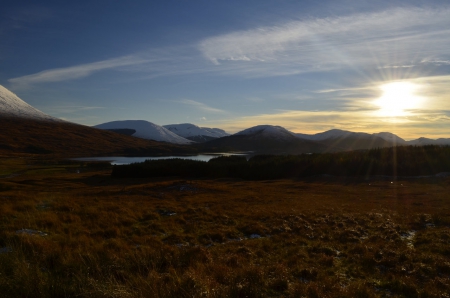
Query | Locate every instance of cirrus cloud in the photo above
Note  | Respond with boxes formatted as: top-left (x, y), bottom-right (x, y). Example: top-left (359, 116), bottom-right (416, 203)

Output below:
top-left (8, 56), bottom-right (148, 87)
top-left (198, 7), bottom-right (450, 77)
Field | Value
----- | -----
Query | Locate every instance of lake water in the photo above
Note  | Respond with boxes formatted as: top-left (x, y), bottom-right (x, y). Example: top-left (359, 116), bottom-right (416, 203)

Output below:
top-left (72, 153), bottom-right (250, 165)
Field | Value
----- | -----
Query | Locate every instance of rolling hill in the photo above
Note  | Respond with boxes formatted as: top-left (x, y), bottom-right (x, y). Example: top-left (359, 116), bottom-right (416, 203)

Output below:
top-left (198, 125), bottom-right (330, 154)
top-left (0, 117), bottom-right (196, 157)
top-left (94, 120), bottom-right (193, 144)
top-left (0, 86), bottom-right (195, 156)
top-left (163, 123), bottom-right (229, 142)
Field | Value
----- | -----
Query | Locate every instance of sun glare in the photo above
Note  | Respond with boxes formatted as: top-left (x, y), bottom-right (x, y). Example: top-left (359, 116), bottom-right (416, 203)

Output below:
top-left (375, 81), bottom-right (423, 117)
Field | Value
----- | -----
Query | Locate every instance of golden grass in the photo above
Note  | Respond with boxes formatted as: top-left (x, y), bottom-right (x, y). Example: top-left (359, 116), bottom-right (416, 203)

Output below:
top-left (0, 159), bottom-right (449, 297)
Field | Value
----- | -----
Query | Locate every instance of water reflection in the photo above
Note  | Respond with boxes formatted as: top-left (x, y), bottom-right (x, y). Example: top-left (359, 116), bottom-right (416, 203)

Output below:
top-left (72, 153), bottom-right (250, 165)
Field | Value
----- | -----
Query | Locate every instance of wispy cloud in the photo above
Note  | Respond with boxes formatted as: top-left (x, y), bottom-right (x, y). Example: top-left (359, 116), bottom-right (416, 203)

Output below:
top-left (377, 65), bottom-right (416, 69)
top-left (421, 59), bottom-right (450, 66)
top-left (198, 7), bottom-right (450, 77)
top-left (7, 6), bottom-right (450, 87)
top-left (206, 75), bottom-right (450, 139)
top-left (8, 56), bottom-right (148, 87)
top-left (178, 99), bottom-right (226, 114)
top-left (314, 87), bottom-right (372, 94)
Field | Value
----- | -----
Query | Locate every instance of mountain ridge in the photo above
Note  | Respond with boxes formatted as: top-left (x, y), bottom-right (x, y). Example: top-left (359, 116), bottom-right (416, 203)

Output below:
top-left (0, 85), bottom-right (195, 156)
top-left (163, 123), bottom-right (229, 143)
top-left (94, 120), bottom-right (193, 145)
top-left (0, 85), bottom-right (60, 121)
top-left (198, 125), bottom-right (330, 154)
top-left (1, 84), bottom-right (449, 156)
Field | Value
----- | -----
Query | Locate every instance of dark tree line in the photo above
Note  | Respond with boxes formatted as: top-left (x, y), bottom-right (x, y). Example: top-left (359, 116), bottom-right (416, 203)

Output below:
top-left (111, 145), bottom-right (450, 180)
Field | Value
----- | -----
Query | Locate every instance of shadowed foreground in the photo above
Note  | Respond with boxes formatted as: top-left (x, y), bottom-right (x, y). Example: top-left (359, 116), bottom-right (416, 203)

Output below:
top-left (0, 158), bottom-right (449, 297)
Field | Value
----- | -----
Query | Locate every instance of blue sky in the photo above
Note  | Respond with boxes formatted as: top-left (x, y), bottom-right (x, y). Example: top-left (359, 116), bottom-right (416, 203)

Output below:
top-left (1, 0), bottom-right (450, 139)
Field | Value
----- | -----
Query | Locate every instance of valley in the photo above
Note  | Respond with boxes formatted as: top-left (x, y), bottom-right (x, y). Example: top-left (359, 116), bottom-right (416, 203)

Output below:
top-left (1, 85), bottom-right (450, 297)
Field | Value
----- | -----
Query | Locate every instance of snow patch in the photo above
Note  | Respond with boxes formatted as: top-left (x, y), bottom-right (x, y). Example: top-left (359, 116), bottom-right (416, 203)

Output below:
top-left (0, 85), bottom-right (60, 121)
top-left (94, 120), bottom-right (193, 144)
top-left (163, 123), bottom-right (229, 139)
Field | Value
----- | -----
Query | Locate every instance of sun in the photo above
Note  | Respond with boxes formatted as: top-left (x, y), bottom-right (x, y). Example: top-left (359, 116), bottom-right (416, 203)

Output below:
top-left (374, 81), bottom-right (423, 117)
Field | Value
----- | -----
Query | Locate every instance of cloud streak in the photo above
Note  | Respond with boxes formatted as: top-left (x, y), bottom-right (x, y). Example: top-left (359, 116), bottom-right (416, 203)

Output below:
top-left (198, 7), bottom-right (450, 77)
top-left (8, 56), bottom-right (148, 87)
top-left (8, 7), bottom-right (450, 86)
top-left (178, 99), bottom-right (226, 114)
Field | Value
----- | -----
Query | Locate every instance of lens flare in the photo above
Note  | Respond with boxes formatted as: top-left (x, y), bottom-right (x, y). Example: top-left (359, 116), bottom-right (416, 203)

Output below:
top-left (374, 81), bottom-right (423, 117)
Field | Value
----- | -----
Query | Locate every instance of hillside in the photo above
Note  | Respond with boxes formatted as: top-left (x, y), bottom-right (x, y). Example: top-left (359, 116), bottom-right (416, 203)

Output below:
top-left (198, 125), bottom-right (329, 154)
top-left (318, 134), bottom-right (394, 151)
top-left (0, 117), bottom-right (196, 157)
top-left (0, 85), bottom-right (58, 121)
top-left (164, 123), bottom-right (229, 142)
top-left (94, 120), bottom-right (193, 144)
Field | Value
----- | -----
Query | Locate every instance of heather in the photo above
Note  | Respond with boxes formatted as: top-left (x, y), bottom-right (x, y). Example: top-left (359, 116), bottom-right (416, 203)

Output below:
top-left (0, 157), bottom-right (449, 297)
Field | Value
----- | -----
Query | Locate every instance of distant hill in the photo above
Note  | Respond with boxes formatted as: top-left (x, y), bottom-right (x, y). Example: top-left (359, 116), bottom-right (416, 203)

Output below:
top-left (373, 132), bottom-right (407, 145)
top-left (164, 123), bottom-right (229, 142)
top-left (105, 128), bottom-right (137, 136)
top-left (197, 125), bottom-right (406, 154)
top-left (296, 129), bottom-right (366, 141)
top-left (296, 129), bottom-right (403, 151)
top-left (408, 137), bottom-right (450, 146)
top-left (296, 129), bottom-right (450, 147)
top-left (2, 84), bottom-right (448, 156)
top-left (0, 85), bottom-right (195, 156)
top-left (198, 125), bottom-right (329, 154)
top-left (317, 135), bottom-right (393, 152)
top-left (0, 117), bottom-right (196, 157)
top-left (94, 120), bottom-right (193, 144)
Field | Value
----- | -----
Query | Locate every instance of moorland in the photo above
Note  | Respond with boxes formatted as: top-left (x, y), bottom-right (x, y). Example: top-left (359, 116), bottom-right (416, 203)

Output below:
top-left (1, 147), bottom-right (450, 297)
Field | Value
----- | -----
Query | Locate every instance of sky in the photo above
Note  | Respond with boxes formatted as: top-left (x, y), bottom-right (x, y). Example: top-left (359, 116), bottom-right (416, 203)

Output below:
top-left (1, 0), bottom-right (450, 139)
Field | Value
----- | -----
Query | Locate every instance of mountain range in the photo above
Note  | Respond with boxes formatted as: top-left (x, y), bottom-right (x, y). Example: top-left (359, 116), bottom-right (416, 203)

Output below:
top-left (94, 120), bottom-right (193, 145)
top-left (163, 123), bottom-right (229, 142)
top-left (0, 85), bottom-right (194, 156)
top-left (93, 119), bottom-right (450, 153)
top-left (1, 84), bottom-right (449, 156)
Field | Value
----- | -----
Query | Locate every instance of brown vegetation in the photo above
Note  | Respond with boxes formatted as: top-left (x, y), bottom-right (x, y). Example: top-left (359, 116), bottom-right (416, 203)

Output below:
top-left (0, 117), bottom-right (196, 157)
top-left (1, 158), bottom-right (450, 297)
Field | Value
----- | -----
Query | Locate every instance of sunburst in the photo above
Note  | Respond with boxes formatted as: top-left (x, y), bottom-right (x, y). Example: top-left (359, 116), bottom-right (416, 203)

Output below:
top-left (374, 81), bottom-right (423, 117)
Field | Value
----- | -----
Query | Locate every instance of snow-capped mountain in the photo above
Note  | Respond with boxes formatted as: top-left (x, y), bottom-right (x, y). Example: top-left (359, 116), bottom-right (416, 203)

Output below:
top-left (235, 125), bottom-right (298, 140)
top-left (94, 120), bottom-right (193, 144)
top-left (163, 123), bottom-right (229, 142)
top-left (0, 85), bottom-right (59, 121)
